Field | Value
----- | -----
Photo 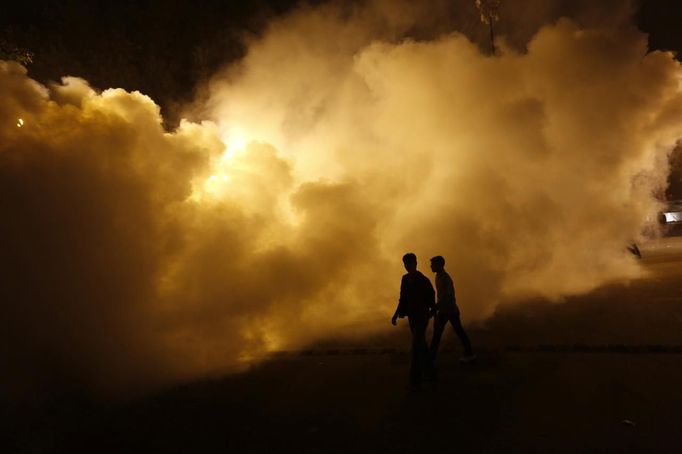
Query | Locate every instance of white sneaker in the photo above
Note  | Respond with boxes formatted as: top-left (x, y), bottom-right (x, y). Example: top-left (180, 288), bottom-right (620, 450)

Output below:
top-left (459, 354), bottom-right (477, 364)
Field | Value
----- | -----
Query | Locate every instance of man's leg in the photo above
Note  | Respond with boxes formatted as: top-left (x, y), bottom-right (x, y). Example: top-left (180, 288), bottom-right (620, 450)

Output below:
top-left (449, 313), bottom-right (473, 356)
top-left (409, 316), bottom-right (429, 387)
top-left (408, 317), bottom-right (421, 387)
top-left (419, 317), bottom-right (435, 380)
top-left (430, 313), bottom-right (447, 361)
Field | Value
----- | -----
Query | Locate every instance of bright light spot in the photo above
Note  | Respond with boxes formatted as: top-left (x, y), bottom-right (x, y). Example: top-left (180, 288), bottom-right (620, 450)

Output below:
top-left (191, 126), bottom-right (251, 201)
top-left (220, 127), bottom-right (250, 160)
top-left (16, 118), bottom-right (24, 128)
top-left (202, 172), bottom-right (232, 197)
top-left (220, 151), bottom-right (232, 162)
top-left (226, 130), bottom-right (247, 151)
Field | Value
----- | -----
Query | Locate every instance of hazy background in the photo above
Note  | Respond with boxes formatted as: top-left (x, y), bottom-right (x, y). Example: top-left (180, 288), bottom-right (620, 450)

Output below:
top-left (1, 0), bottom-right (681, 397)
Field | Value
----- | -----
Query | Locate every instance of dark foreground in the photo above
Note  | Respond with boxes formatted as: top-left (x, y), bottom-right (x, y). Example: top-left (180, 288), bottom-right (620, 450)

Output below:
top-left (6, 247), bottom-right (682, 453)
top-left (8, 350), bottom-right (682, 453)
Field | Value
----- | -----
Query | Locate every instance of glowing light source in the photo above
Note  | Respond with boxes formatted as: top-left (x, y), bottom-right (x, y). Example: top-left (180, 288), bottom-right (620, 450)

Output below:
top-left (227, 132), bottom-right (247, 152)
top-left (16, 118), bottom-right (24, 128)
top-left (201, 172), bottom-right (232, 197)
top-left (220, 127), bottom-right (250, 161)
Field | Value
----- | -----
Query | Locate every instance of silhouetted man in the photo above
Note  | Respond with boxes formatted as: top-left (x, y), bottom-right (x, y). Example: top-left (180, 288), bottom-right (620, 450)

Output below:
top-left (391, 253), bottom-right (436, 390)
top-left (429, 255), bottom-right (475, 364)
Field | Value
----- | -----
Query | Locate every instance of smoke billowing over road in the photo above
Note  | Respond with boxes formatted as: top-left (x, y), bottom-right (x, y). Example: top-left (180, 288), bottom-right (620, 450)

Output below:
top-left (1, 0), bottom-right (681, 396)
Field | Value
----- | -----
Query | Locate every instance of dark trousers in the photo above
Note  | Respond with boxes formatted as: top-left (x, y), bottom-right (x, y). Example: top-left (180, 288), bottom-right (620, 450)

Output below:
top-left (408, 315), bottom-right (432, 386)
top-left (430, 312), bottom-right (473, 360)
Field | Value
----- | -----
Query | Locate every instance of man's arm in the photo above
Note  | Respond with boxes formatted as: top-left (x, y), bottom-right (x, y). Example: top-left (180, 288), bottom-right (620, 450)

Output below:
top-left (435, 274), bottom-right (444, 309)
top-left (424, 275), bottom-right (436, 316)
top-left (392, 275), bottom-right (406, 325)
top-left (446, 273), bottom-right (456, 305)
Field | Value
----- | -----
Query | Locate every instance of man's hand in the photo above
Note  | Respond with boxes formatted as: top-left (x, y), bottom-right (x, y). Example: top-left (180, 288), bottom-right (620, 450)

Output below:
top-left (391, 314), bottom-right (398, 326)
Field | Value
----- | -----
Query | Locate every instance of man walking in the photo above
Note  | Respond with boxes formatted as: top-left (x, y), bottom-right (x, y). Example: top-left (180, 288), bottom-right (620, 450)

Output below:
top-left (391, 253), bottom-right (436, 390)
top-left (429, 255), bottom-right (475, 363)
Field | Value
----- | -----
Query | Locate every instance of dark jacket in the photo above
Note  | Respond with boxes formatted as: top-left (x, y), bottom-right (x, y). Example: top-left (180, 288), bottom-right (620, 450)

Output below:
top-left (396, 271), bottom-right (436, 318)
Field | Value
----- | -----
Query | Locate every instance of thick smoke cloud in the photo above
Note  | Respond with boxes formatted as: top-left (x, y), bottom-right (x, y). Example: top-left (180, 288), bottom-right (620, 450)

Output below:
top-left (1, 0), bottom-right (681, 395)
top-left (0, 62), bottom-right (382, 395)
top-left (203, 2), bottom-right (682, 307)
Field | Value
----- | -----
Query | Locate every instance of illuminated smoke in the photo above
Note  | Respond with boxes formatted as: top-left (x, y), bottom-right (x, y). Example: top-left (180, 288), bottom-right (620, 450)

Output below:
top-left (202, 6), bottom-right (682, 313)
top-left (1, 1), bottom-right (681, 395)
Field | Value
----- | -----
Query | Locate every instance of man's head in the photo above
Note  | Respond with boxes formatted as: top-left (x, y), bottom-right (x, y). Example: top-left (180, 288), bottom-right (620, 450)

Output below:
top-left (402, 252), bottom-right (417, 273)
top-left (430, 255), bottom-right (445, 273)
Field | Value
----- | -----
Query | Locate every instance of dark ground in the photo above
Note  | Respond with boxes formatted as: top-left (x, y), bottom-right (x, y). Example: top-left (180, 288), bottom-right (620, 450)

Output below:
top-left (40, 352), bottom-right (682, 453)
top-left (8, 351), bottom-right (682, 453)
top-left (4, 239), bottom-right (682, 453)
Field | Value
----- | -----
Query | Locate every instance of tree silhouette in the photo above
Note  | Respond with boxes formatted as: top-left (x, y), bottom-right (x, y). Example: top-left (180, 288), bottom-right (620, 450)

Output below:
top-left (0, 37), bottom-right (33, 65)
top-left (475, 0), bottom-right (501, 55)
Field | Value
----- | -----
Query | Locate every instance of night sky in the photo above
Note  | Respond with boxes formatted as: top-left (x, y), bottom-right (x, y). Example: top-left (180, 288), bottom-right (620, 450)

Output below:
top-left (2, 0), bottom-right (316, 121)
